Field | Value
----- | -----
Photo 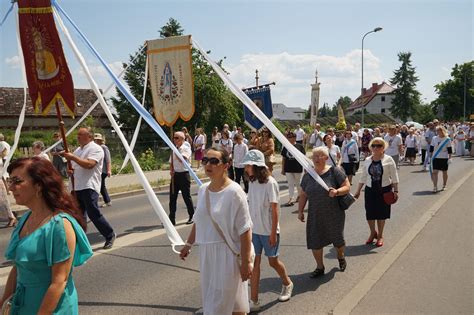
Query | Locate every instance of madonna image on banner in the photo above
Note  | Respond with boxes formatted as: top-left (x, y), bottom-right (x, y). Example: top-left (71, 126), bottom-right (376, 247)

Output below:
top-left (147, 35), bottom-right (194, 127)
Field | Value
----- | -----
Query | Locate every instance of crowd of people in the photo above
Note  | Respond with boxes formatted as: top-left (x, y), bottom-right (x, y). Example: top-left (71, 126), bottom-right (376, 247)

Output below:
top-left (0, 118), bottom-right (472, 314)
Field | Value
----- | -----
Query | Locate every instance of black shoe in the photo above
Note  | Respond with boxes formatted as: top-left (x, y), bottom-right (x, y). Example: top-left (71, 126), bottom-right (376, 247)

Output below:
top-left (103, 233), bottom-right (116, 249)
top-left (309, 267), bottom-right (325, 278)
top-left (338, 257), bottom-right (347, 272)
top-left (186, 218), bottom-right (194, 225)
top-left (169, 217), bottom-right (176, 226)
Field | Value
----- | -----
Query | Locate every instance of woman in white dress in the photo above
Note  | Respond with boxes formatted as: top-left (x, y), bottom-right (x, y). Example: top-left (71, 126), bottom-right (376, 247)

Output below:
top-left (455, 129), bottom-right (466, 156)
top-left (180, 147), bottom-right (253, 315)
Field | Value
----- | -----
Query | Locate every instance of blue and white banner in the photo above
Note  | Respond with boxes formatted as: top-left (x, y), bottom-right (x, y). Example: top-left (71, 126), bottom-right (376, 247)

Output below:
top-left (243, 86), bottom-right (273, 131)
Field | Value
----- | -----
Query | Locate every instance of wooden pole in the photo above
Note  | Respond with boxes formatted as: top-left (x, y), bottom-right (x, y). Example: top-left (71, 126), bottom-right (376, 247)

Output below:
top-left (54, 100), bottom-right (75, 193)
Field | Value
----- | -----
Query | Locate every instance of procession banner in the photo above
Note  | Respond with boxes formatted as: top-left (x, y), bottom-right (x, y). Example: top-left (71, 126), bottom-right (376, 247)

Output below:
top-left (243, 86), bottom-right (273, 131)
top-left (18, 0), bottom-right (75, 117)
top-left (147, 35), bottom-right (194, 126)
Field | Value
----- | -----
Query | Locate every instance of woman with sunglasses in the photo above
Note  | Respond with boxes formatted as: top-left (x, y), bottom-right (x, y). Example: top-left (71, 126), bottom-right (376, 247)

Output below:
top-left (179, 148), bottom-right (253, 315)
top-left (354, 138), bottom-right (399, 247)
top-left (1, 157), bottom-right (92, 314)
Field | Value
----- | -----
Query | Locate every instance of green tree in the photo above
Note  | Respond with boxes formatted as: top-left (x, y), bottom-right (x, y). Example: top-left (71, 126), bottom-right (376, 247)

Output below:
top-left (432, 61), bottom-right (473, 121)
top-left (389, 52), bottom-right (421, 121)
top-left (111, 18), bottom-right (243, 140)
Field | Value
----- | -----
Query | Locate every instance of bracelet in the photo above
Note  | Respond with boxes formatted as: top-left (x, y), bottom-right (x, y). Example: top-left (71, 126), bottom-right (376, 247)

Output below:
top-left (185, 241), bottom-right (193, 247)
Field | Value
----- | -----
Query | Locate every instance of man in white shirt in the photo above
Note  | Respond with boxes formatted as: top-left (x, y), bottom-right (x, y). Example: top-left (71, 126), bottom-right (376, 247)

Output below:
top-left (169, 131), bottom-right (195, 226)
top-left (0, 134), bottom-right (11, 165)
top-left (63, 127), bottom-right (116, 249)
top-left (384, 125), bottom-right (403, 169)
top-left (294, 125), bottom-right (305, 145)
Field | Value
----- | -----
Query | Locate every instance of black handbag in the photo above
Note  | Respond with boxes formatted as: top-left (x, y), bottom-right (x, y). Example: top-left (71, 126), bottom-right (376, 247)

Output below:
top-left (348, 154), bottom-right (358, 163)
top-left (330, 167), bottom-right (356, 211)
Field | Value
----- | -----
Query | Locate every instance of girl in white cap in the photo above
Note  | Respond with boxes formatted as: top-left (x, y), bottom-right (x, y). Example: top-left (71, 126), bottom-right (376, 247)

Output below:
top-left (242, 149), bottom-right (293, 311)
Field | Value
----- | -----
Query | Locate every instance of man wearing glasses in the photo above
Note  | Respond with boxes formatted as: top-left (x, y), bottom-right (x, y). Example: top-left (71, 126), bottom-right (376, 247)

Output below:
top-left (169, 131), bottom-right (195, 226)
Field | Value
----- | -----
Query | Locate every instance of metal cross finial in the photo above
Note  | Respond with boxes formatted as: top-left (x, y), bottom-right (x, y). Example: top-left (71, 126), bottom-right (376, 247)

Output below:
top-left (255, 69), bottom-right (259, 88)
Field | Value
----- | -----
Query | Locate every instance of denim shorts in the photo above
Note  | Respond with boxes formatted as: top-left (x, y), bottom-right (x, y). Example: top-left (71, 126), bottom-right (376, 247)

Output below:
top-left (252, 233), bottom-right (280, 257)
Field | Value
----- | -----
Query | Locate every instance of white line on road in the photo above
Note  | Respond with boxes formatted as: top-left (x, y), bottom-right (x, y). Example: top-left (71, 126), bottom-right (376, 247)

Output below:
top-left (332, 168), bottom-right (474, 315)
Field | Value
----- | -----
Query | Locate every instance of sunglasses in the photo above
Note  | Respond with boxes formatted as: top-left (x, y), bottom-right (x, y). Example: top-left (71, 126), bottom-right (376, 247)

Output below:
top-left (201, 157), bottom-right (222, 166)
top-left (6, 177), bottom-right (25, 187)
top-left (371, 144), bottom-right (384, 148)
top-left (173, 137), bottom-right (181, 140)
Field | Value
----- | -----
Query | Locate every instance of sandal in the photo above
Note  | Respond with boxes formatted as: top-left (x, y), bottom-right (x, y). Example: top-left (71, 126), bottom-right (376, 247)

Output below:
top-left (309, 267), bottom-right (325, 278)
top-left (365, 232), bottom-right (378, 245)
top-left (283, 201), bottom-right (294, 207)
top-left (338, 257), bottom-right (347, 271)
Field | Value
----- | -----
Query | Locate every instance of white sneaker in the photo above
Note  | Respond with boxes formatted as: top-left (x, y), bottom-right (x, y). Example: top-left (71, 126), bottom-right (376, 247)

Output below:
top-left (249, 300), bottom-right (261, 312)
top-left (278, 281), bottom-right (294, 302)
top-left (433, 186), bottom-right (438, 193)
top-left (101, 202), bottom-right (112, 208)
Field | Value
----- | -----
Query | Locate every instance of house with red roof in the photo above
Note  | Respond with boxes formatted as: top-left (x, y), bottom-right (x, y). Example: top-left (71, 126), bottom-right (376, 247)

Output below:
top-left (346, 82), bottom-right (396, 116)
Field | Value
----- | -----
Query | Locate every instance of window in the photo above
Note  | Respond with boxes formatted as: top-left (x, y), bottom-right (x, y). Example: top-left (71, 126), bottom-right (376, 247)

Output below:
top-left (381, 96), bottom-right (386, 102)
top-left (381, 108), bottom-right (386, 113)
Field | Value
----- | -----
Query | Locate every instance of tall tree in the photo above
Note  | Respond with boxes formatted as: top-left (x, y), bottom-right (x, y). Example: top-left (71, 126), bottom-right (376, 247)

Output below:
top-left (111, 18), bottom-right (243, 141)
top-left (389, 52), bottom-right (421, 121)
top-left (432, 61), bottom-right (473, 120)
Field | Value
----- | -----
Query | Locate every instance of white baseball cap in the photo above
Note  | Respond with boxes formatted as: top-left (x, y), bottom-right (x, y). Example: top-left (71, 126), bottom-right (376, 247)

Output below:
top-left (242, 150), bottom-right (267, 168)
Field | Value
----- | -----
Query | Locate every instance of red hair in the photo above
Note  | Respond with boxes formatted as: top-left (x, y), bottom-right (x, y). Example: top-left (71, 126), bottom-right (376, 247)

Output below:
top-left (7, 157), bottom-right (86, 230)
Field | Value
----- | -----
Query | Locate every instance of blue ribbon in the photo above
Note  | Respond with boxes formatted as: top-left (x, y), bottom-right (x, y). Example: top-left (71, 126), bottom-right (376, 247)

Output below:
top-left (52, 1), bottom-right (202, 186)
top-left (429, 138), bottom-right (450, 176)
top-left (0, 3), bottom-right (14, 28)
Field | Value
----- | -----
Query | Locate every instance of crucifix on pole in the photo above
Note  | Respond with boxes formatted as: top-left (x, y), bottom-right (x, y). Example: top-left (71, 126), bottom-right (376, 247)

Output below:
top-left (255, 69), bottom-right (259, 88)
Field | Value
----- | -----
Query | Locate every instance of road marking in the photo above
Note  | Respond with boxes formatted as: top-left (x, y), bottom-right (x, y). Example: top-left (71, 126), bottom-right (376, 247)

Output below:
top-left (0, 189), bottom-right (291, 287)
top-left (333, 168), bottom-right (474, 315)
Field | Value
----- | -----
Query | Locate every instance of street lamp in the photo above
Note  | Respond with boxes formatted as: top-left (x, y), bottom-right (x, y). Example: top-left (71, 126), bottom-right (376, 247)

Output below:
top-left (361, 26), bottom-right (383, 127)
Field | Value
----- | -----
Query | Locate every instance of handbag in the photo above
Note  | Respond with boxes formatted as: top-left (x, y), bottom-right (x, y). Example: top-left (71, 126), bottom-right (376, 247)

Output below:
top-left (330, 167), bottom-right (356, 211)
top-left (383, 190), bottom-right (398, 205)
top-left (348, 154), bottom-right (358, 163)
top-left (205, 187), bottom-right (255, 266)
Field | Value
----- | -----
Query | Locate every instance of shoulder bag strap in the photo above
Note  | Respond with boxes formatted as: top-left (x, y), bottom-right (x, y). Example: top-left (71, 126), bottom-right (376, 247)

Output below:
top-left (205, 187), bottom-right (240, 257)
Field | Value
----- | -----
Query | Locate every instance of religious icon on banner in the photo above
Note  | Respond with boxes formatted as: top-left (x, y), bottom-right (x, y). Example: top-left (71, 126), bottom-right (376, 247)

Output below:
top-left (243, 86), bottom-right (273, 131)
top-left (147, 35), bottom-right (194, 127)
top-left (18, 0), bottom-right (75, 117)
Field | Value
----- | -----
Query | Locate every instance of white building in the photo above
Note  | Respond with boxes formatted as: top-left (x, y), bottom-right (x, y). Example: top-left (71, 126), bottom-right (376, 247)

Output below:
top-left (346, 82), bottom-right (396, 116)
top-left (272, 103), bottom-right (306, 120)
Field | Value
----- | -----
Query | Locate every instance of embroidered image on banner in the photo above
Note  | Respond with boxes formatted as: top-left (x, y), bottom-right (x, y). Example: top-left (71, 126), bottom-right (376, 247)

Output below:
top-left (147, 35), bottom-right (194, 127)
top-left (18, 0), bottom-right (75, 117)
top-left (243, 86), bottom-right (273, 131)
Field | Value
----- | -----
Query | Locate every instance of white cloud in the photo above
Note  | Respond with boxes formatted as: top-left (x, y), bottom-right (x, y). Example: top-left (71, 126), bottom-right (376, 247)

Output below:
top-left (75, 60), bottom-right (123, 79)
top-left (5, 55), bottom-right (21, 68)
top-left (227, 49), bottom-right (384, 109)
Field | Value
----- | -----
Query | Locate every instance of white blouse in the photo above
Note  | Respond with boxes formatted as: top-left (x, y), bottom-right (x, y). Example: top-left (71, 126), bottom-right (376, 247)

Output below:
top-left (359, 155), bottom-right (399, 188)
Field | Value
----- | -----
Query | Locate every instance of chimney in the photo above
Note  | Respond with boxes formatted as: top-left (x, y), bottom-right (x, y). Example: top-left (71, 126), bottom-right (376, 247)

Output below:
top-left (362, 88), bottom-right (367, 95)
top-left (372, 83), bottom-right (378, 90)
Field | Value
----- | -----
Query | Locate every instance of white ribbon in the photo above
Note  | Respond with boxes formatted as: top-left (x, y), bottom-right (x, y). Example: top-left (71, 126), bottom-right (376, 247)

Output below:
top-left (118, 55), bottom-right (148, 174)
top-left (192, 39), bottom-right (329, 191)
top-left (54, 9), bottom-right (185, 251)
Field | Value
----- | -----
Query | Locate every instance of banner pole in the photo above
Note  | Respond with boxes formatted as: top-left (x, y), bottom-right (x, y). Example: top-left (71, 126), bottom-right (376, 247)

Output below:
top-left (170, 125), bottom-right (174, 195)
top-left (54, 100), bottom-right (75, 194)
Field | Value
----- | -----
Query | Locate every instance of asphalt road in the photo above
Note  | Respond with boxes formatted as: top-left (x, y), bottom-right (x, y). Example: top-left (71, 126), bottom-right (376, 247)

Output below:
top-left (0, 156), bottom-right (472, 314)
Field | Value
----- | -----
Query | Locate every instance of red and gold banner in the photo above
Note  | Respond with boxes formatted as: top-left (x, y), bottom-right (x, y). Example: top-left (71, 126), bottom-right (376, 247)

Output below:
top-left (18, 0), bottom-right (75, 117)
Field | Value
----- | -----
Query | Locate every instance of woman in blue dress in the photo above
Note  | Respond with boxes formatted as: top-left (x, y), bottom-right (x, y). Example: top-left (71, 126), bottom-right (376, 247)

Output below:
top-left (0, 157), bottom-right (93, 314)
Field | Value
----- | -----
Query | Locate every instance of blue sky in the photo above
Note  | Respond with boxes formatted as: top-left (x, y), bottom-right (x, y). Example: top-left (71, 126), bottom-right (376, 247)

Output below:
top-left (1, 0), bottom-right (472, 110)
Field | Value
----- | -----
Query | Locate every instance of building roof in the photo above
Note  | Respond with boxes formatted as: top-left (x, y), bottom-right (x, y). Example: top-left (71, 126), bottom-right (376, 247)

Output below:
top-left (272, 103), bottom-right (306, 120)
top-left (347, 82), bottom-right (396, 111)
top-left (0, 87), bottom-right (106, 118)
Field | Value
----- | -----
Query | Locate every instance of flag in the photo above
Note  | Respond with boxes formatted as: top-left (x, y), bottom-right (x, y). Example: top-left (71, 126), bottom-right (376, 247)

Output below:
top-left (147, 35), bottom-right (194, 127)
top-left (243, 86), bottom-right (273, 131)
top-left (18, 0), bottom-right (75, 117)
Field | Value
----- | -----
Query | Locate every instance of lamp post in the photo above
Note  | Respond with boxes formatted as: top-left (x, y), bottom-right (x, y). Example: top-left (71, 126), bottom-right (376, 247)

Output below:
top-left (361, 26), bottom-right (383, 127)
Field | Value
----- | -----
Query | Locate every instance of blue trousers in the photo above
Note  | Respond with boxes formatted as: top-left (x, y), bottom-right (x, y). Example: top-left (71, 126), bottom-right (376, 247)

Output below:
top-left (76, 189), bottom-right (114, 240)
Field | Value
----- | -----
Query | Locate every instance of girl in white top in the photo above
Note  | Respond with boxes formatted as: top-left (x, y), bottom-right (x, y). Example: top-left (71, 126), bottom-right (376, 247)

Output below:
top-left (180, 148), bottom-right (253, 315)
top-left (242, 150), bottom-right (293, 311)
top-left (430, 126), bottom-right (452, 192)
top-left (404, 129), bottom-right (418, 165)
top-left (219, 131), bottom-right (233, 158)
top-left (323, 134), bottom-right (341, 167)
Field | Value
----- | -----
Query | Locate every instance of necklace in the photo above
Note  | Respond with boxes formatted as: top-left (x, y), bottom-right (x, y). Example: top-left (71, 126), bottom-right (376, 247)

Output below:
top-left (22, 212), bottom-right (53, 237)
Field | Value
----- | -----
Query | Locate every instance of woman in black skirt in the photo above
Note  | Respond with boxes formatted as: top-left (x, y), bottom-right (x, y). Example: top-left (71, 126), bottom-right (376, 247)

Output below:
top-left (354, 137), bottom-right (399, 247)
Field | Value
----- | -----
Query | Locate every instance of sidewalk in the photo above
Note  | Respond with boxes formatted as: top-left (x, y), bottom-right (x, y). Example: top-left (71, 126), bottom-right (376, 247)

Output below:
top-left (351, 172), bottom-right (473, 314)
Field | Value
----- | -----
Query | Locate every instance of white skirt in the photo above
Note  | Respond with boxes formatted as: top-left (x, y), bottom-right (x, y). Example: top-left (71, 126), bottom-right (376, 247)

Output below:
top-left (199, 242), bottom-right (249, 315)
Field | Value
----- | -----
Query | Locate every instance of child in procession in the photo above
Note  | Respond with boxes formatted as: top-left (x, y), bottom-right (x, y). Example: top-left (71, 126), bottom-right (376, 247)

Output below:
top-left (242, 149), bottom-right (293, 312)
